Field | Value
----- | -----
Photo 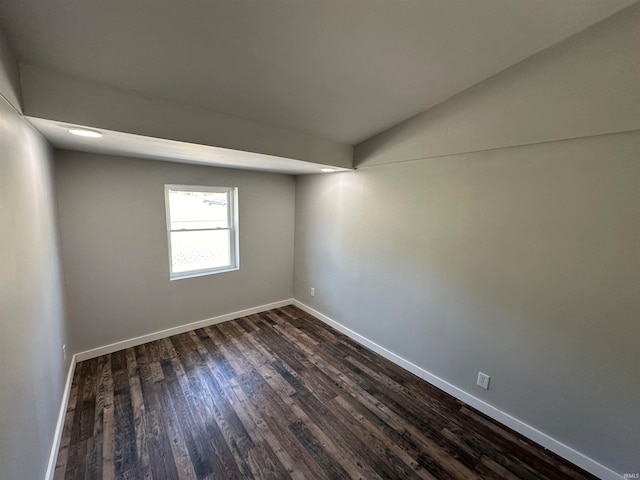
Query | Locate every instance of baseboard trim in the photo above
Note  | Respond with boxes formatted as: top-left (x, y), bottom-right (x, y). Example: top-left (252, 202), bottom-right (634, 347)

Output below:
top-left (292, 300), bottom-right (623, 480)
top-left (45, 354), bottom-right (77, 480)
top-left (54, 299), bottom-right (622, 479)
top-left (75, 299), bottom-right (294, 362)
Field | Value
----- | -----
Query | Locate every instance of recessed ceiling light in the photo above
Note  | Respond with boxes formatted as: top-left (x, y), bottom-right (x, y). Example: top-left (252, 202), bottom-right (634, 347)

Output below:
top-left (68, 128), bottom-right (103, 138)
top-left (321, 168), bottom-right (336, 172)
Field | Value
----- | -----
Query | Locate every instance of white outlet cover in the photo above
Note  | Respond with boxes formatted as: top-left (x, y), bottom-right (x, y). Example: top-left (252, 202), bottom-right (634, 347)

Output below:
top-left (310, 287), bottom-right (315, 297)
top-left (477, 372), bottom-right (491, 390)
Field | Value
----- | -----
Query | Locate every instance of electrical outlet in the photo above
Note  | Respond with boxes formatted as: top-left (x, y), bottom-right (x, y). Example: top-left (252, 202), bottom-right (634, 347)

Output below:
top-left (477, 372), bottom-right (490, 390)
top-left (310, 287), bottom-right (315, 297)
top-left (62, 344), bottom-right (67, 361)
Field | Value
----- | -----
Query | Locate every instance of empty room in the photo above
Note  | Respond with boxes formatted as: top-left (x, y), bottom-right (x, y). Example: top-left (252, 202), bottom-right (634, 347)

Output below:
top-left (0, 1), bottom-right (638, 479)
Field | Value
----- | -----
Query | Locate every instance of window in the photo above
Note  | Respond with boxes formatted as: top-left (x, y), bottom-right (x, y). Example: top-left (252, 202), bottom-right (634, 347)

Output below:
top-left (164, 184), bottom-right (239, 279)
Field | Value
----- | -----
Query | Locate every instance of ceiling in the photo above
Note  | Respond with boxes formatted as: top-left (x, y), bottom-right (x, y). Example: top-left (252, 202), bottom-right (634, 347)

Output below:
top-left (0, 0), bottom-right (635, 146)
top-left (27, 117), bottom-right (349, 175)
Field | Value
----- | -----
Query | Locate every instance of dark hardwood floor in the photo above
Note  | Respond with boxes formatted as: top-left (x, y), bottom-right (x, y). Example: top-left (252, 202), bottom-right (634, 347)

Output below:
top-left (55, 306), bottom-right (597, 479)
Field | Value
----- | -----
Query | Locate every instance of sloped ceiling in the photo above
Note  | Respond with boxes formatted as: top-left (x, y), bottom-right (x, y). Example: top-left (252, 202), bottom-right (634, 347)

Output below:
top-left (0, 0), bottom-right (636, 172)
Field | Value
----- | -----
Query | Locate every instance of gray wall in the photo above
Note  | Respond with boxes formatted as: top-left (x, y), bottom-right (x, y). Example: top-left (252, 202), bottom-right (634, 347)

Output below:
top-left (294, 5), bottom-right (640, 475)
top-left (55, 151), bottom-right (295, 354)
top-left (0, 28), bottom-right (69, 480)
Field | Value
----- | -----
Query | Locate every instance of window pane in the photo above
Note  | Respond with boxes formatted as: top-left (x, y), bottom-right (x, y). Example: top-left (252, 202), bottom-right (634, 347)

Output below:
top-left (170, 229), bottom-right (231, 273)
top-left (168, 190), bottom-right (228, 230)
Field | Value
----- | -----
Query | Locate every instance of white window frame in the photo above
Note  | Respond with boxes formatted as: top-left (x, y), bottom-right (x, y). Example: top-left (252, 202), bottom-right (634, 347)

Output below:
top-left (164, 184), bottom-right (239, 280)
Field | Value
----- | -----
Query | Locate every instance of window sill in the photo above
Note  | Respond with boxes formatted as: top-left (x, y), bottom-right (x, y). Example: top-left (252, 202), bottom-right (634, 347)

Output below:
top-left (170, 266), bottom-right (239, 281)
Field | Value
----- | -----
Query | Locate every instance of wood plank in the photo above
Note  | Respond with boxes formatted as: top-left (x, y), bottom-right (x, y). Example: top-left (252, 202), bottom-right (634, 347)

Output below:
top-left (53, 307), bottom-right (599, 480)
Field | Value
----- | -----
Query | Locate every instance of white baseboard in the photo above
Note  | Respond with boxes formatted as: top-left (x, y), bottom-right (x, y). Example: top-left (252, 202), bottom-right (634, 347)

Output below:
top-left (45, 354), bottom-right (77, 480)
top-left (47, 299), bottom-right (292, 479)
top-left (75, 299), bottom-right (293, 362)
top-left (52, 298), bottom-right (622, 479)
top-left (292, 300), bottom-right (622, 480)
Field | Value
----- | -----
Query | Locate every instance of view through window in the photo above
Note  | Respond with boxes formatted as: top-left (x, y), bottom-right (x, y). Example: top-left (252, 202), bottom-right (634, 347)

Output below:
top-left (164, 185), bottom-right (238, 279)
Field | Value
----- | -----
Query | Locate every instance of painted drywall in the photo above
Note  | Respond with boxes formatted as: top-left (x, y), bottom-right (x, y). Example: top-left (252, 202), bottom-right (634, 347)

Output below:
top-left (355, 3), bottom-right (640, 167)
top-left (0, 38), bottom-right (68, 480)
top-left (295, 131), bottom-right (640, 475)
top-left (20, 64), bottom-right (353, 169)
top-left (295, 5), bottom-right (640, 476)
top-left (55, 151), bottom-right (295, 354)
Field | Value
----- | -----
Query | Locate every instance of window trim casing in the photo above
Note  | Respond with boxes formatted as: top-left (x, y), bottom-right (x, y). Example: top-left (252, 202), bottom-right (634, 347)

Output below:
top-left (164, 184), bottom-right (239, 280)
